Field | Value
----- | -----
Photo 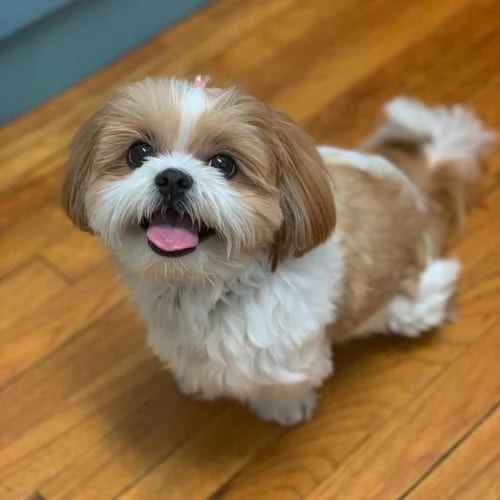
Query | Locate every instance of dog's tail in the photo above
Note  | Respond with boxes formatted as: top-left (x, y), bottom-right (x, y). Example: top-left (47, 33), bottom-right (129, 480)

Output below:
top-left (362, 97), bottom-right (496, 255)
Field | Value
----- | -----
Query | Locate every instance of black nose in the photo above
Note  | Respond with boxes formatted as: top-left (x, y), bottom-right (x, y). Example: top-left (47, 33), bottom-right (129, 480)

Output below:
top-left (155, 169), bottom-right (193, 201)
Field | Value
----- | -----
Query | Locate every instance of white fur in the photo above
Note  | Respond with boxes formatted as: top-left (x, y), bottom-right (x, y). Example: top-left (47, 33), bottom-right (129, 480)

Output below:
top-left (387, 259), bottom-right (460, 337)
top-left (88, 152), bottom-right (248, 245)
top-left (318, 145), bottom-right (405, 179)
top-left (175, 86), bottom-right (208, 150)
top-left (384, 97), bottom-right (496, 165)
top-left (88, 150), bottom-right (259, 280)
top-left (249, 392), bottom-right (318, 426)
top-left (129, 235), bottom-right (344, 423)
top-left (354, 259), bottom-right (460, 338)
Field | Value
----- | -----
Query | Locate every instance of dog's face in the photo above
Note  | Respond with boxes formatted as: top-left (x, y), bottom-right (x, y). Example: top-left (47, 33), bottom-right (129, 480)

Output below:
top-left (62, 77), bottom-right (336, 282)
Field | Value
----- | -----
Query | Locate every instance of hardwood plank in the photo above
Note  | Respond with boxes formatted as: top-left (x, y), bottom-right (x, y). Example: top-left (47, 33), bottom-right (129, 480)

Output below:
top-left (37, 397), bottom-right (223, 500)
top-left (120, 406), bottom-right (277, 500)
top-left (453, 186), bottom-right (500, 279)
top-left (0, 169), bottom-right (108, 279)
top-left (0, 304), bottom-right (217, 500)
top-left (307, 0), bottom-right (500, 148)
top-left (36, 392), bottom-right (223, 500)
top-left (0, 148), bottom-right (64, 193)
top-left (406, 408), bottom-right (500, 500)
top-left (0, 166), bottom-right (62, 229)
top-left (0, 260), bottom-right (67, 334)
top-left (0, 261), bottom-right (125, 385)
top-left (42, 232), bottom-right (108, 281)
top-left (450, 186), bottom-right (500, 319)
top-left (267, 0), bottom-right (474, 123)
top-left (0, 304), bottom-right (146, 452)
top-left (459, 248), bottom-right (500, 317)
top-left (136, 314), bottom-right (496, 500)
top-left (0, 303), bottom-right (225, 500)
top-left (305, 16), bottom-right (500, 199)
top-left (468, 78), bottom-right (500, 193)
top-left (306, 321), bottom-right (500, 500)
top-left (0, 205), bottom-right (73, 279)
top-left (199, 0), bottom-right (358, 88)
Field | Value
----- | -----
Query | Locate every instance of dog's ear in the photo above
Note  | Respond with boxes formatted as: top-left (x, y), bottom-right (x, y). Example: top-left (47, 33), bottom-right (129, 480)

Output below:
top-left (61, 106), bottom-right (107, 232)
top-left (269, 109), bottom-right (336, 269)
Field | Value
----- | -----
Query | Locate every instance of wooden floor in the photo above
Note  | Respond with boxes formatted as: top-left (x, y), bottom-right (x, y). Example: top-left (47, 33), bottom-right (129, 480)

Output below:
top-left (1, 0), bottom-right (499, 498)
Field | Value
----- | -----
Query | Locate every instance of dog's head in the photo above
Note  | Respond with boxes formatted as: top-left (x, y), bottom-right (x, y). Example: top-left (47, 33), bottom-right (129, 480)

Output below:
top-left (62, 76), bottom-right (336, 282)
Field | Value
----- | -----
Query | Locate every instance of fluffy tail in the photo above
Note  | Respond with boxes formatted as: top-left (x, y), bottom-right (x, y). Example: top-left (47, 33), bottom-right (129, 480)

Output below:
top-left (362, 96), bottom-right (496, 255)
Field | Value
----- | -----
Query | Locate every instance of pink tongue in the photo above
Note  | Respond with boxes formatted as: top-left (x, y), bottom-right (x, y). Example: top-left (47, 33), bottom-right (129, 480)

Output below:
top-left (146, 212), bottom-right (199, 252)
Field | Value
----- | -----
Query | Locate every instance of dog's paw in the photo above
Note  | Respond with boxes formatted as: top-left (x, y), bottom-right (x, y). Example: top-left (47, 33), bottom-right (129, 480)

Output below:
top-left (174, 376), bottom-right (209, 401)
top-left (249, 392), bottom-right (317, 427)
top-left (388, 259), bottom-right (460, 337)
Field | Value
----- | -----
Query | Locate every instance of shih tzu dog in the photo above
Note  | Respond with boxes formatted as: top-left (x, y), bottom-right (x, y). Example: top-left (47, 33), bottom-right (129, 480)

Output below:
top-left (62, 75), bottom-right (494, 426)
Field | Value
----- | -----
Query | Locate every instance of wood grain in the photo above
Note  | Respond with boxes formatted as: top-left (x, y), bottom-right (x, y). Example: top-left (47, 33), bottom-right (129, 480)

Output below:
top-left (121, 406), bottom-right (279, 500)
top-left (0, 304), bottom-right (224, 500)
top-left (0, 260), bottom-right (67, 334)
top-left (42, 231), bottom-right (108, 281)
top-left (267, 0), bottom-right (475, 122)
top-left (0, 262), bottom-right (125, 385)
top-left (306, 319), bottom-right (500, 500)
top-left (201, 315), bottom-right (497, 500)
top-left (0, 204), bottom-right (73, 278)
top-left (406, 407), bottom-right (500, 500)
top-left (0, 0), bottom-right (499, 499)
top-left (308, 0), bottom-right (500, 149)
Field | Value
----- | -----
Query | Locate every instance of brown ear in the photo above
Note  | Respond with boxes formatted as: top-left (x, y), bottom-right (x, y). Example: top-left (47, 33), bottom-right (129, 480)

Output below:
top-left (61, 107), bottom-right (107, 232)
top-left (270, 110), bottom-right (336, 269)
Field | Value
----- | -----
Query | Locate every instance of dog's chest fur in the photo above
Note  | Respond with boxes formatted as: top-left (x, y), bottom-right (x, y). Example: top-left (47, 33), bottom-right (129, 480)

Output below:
top-left (128, 239), bottom-right (344, 400)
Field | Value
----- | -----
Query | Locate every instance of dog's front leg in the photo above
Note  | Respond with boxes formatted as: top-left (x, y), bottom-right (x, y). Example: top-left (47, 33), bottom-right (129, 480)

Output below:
top-left (248, 391), bottom-right (318, 426)
top-left (173, 375), bottom-right (212, 401)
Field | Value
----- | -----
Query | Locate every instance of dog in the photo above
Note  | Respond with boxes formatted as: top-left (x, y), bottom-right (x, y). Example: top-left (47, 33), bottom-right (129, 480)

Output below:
top-left (62, 75), bottom-right (494, 426)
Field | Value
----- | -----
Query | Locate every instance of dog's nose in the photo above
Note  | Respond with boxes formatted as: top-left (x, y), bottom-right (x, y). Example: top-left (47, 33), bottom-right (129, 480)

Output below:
top-left (155, 169), bottom-right (193, 201)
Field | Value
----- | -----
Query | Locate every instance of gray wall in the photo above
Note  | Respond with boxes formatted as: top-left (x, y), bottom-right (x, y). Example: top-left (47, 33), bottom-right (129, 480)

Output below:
top-left (0, 0), bottom-right (210, 125)
top-left (0, 0), bottom-right (75, 39)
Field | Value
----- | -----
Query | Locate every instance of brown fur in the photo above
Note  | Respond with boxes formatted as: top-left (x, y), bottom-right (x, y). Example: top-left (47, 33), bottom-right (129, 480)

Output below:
top-left (62, 106), bottom-right (107, 232)
top-left (268, 108), bottom-right (336, 269)
top-left (325, 126), bottom-right (487, 340)
top-left (424, 159), bottom-right (480, 254)
top-left (190, 89), bottom-right (336, 268)
top-left (364, 137), bottom-right (482, 256)
top-left (62, 79), bottom-right (336, 269)
top-left (62, 78), bottom-right (186, 232)
top-left (323, 159), bottom-right (427, 340)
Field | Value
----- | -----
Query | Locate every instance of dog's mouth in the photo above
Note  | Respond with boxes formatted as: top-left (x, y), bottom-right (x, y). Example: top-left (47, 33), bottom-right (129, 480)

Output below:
top-left (140, 210), bottom-right (215, 258)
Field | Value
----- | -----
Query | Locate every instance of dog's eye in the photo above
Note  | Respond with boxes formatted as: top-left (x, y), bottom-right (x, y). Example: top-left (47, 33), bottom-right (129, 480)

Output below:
top-left (208, 154), bottom-right (237, 178)
top-left (127, 142), bottom-right (153, 168)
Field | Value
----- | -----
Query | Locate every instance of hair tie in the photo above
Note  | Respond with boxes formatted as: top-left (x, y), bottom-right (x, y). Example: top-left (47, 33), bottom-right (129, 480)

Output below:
top-left (193, 75), bottom-right (209, 89)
